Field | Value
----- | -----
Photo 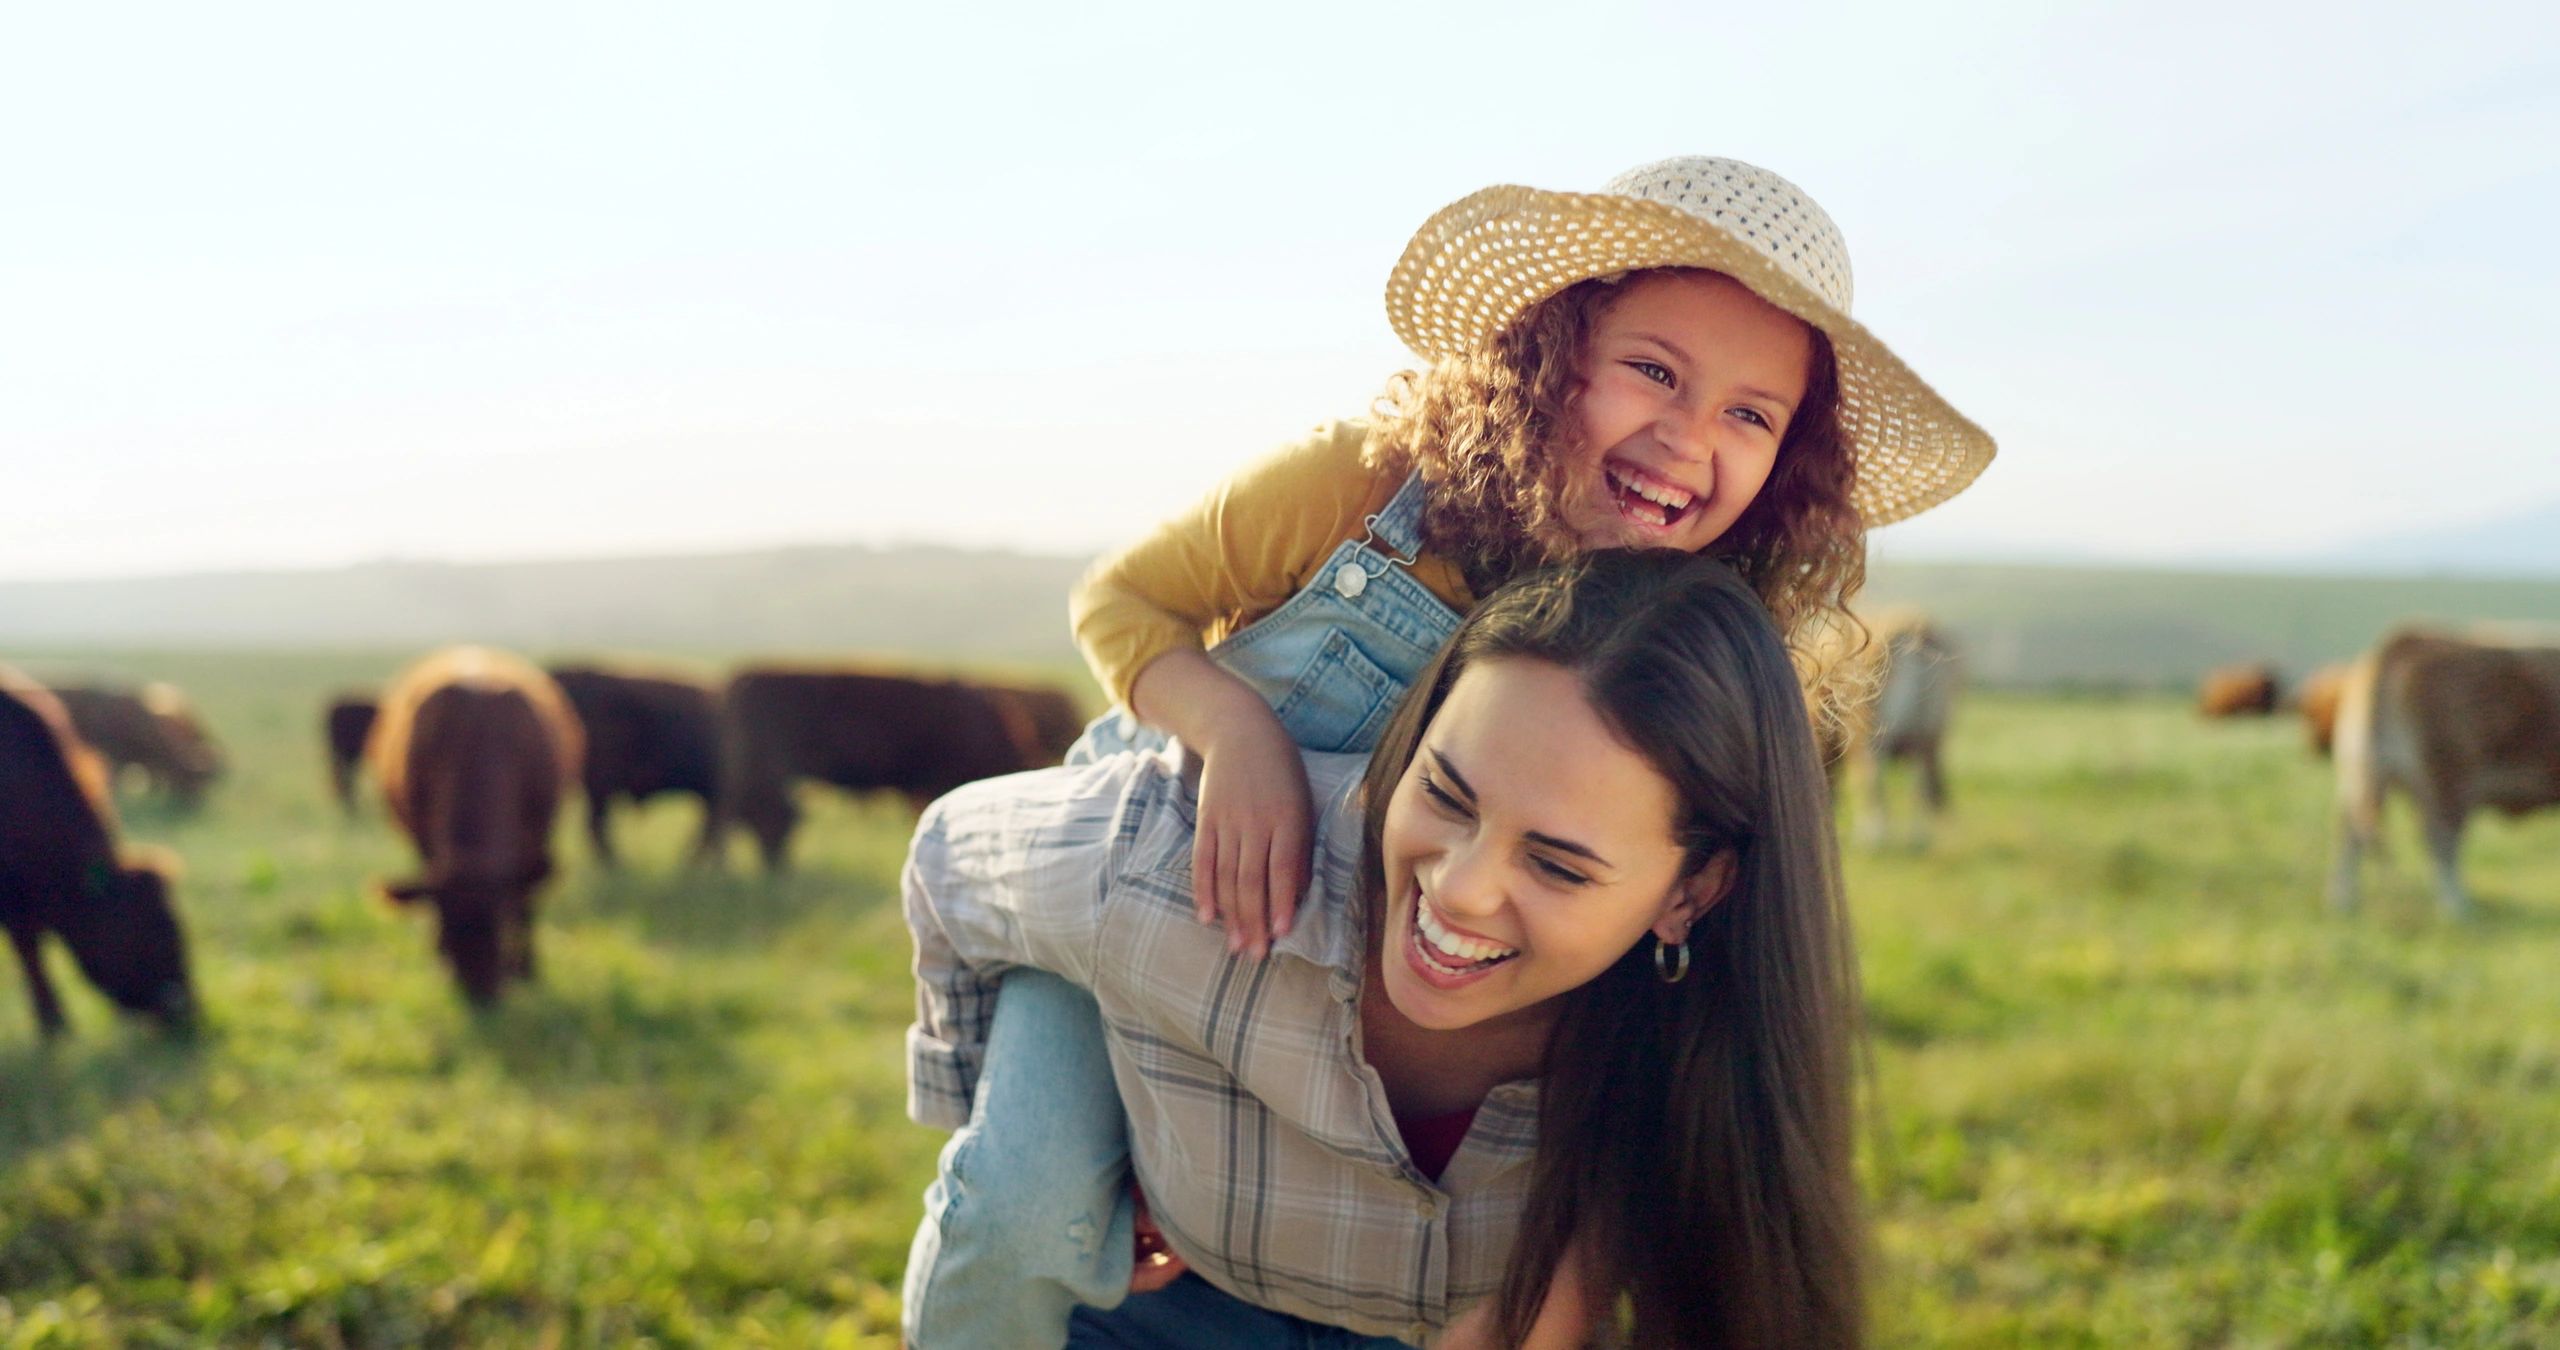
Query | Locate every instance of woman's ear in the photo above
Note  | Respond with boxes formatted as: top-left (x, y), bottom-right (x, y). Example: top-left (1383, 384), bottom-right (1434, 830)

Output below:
top-left (1655, 850), bottom-right (1736, 944)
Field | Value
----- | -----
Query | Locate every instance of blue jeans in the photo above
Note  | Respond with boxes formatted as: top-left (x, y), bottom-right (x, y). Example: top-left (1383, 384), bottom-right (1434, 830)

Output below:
top-left (1068, 1275), bottom-right (1419, 1349)
top-left (903, 971), bottom-right (1133, 1348)
top-left (903, 472), bottom-right (1462, 1347)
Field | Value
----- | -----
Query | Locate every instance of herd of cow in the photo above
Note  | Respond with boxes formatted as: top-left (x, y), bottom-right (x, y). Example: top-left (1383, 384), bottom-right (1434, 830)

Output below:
top-left (6, 614), bottom-right (2557, 1040)
top-left (0, 651), bottom-right (1082, 1029)
top-left (2199, 626), bottom-right (2560, 917)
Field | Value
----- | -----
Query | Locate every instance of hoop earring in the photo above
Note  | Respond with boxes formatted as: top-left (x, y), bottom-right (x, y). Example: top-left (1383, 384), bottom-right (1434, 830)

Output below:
top-left (1654, 935), bottom-right (1690, 985)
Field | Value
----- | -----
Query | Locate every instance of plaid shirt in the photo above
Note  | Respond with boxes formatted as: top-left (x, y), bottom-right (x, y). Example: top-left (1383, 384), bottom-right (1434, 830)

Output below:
top-left (905, 748), bottom-right (1541, 1343)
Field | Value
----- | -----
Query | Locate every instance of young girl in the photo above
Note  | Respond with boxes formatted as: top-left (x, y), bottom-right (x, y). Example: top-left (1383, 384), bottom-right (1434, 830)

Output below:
top-left (903, 155), bottom-right (1992, 1345)
top-left (908, 551), bottom-right (1866, 1347)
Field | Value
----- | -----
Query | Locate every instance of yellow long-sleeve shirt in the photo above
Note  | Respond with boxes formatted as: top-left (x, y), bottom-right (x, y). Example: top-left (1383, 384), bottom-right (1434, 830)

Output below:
top-left (1070, 421), bottom-right (1478, 709)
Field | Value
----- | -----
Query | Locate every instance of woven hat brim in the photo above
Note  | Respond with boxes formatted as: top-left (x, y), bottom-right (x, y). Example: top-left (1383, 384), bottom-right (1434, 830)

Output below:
top-left (1385, 184), bottom-right (1995, 528)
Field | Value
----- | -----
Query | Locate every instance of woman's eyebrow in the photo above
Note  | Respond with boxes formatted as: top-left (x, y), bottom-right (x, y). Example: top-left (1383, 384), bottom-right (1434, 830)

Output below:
top-left (1525, 830), bottom-right (1612, 869)
top-left (1428, 750), bottom-right (1476, 801)
top-left (1431, 750), bottom-right (1616, 870)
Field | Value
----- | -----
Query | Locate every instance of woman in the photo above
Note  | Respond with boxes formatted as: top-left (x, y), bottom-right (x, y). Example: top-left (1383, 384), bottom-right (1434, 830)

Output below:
top-left (904, 550), bottom-right (1864, 1348)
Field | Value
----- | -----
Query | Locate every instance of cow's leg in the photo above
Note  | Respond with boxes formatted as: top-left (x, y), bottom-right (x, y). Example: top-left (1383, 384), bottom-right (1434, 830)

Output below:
top-left (585, 795), bottom-right (618, 869)
top-left (7, 920), bottom-right (67, 1039)
top-left (2419, 805), bottom-right (2474, 919)
top-left (744, 789), bottom-right (797, 876)
top-left (2327, 807), bottom-right (2365, 913)
top-left (1855, 753), bottom-right (1889, 850)
top-left (508, 888), bottom-right (537, 983)
top-left (1912, 746), bottom-right (1949, 849)
top-left (686, 804), bottom-right (724, 869)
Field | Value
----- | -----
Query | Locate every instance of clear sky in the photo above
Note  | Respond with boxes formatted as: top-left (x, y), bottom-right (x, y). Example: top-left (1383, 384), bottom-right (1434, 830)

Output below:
top-left (4, 0), bottom-right (2555, 580)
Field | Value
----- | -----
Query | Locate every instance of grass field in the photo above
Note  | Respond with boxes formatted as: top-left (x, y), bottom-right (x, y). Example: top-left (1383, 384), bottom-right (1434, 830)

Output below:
top-left (4, 651), bottom-right (2558, 1347)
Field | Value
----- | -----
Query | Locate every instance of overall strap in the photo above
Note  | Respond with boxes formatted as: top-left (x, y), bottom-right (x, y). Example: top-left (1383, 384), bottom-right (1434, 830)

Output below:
top-left (1365, 471), bottom-right (1431, 560)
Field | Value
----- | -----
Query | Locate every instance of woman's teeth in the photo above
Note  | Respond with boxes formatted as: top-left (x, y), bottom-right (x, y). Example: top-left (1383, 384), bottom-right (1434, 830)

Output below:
top-left (1415, 902), bottom-right (1517, 972)
top-left (1605, 467), bottom-right (1695, 528)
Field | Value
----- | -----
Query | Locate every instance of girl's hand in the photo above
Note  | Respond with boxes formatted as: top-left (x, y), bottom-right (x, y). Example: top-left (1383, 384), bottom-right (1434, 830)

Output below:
top-left (1126, 650), bottom-right (1315, 958)
top-left (1191, 714), bottom-right (1314, 959)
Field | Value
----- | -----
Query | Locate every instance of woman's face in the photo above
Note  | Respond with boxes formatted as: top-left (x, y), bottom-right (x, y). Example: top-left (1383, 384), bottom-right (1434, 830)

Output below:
top-left (1554, 269), bottom-right (1816, 555)
top-left (1375, 656), bottom-right (1717, 1037)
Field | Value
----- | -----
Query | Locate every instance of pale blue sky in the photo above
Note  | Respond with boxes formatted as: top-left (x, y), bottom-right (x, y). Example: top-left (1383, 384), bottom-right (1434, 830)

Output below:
top-left (4, 0), bottom-right (2555, 579)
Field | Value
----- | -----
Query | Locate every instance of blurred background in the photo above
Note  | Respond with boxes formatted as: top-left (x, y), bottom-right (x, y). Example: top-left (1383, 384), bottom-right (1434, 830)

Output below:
top-left (4, 1), bottom-right (2558, 1344)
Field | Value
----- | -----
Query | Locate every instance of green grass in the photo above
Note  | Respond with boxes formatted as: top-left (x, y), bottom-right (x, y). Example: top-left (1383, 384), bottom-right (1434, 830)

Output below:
top-left (5, 657), bottom-right (2558, 1346)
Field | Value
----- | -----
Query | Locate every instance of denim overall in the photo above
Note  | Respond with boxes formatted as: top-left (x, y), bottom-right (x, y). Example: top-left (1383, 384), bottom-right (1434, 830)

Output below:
top-left (904, 474), bottom-right (1460, 1349)
top-left (1069, 470), bottom-right (1462, 761)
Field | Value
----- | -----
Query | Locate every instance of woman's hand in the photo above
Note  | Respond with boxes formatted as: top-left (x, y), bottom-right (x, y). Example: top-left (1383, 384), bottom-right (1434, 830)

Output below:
top-left (1128, 649), bottom-right (1314, 958)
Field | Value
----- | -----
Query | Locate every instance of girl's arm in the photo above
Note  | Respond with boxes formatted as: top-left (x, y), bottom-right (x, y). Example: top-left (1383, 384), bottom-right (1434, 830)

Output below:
top-left (1126, 649), bottom-right (1309, 960)
top-left (1069, 423), bottom-right (1377, 957)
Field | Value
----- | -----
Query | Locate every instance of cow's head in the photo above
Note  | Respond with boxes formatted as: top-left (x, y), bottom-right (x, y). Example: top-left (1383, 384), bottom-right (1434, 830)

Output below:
top-left (70, 851), bottom-right (199, 1033)
top-left (144, 690), bottom-right (225, 805)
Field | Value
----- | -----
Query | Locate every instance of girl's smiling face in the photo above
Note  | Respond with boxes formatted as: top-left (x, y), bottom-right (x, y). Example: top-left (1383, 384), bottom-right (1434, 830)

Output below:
top-left (1556, 269), bottom-right (1816, 554)
top-left (1374, 656), bottom-right (1724, 1038)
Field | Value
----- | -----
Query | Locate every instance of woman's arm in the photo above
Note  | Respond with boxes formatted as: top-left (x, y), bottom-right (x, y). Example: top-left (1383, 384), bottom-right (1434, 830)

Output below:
top-left (902, 761), bottom-right (1149, 1129)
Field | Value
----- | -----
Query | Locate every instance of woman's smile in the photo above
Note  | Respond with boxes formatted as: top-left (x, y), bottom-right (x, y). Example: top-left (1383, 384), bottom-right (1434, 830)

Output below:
top-left (1373, 656), bottom-right (1706, 1036)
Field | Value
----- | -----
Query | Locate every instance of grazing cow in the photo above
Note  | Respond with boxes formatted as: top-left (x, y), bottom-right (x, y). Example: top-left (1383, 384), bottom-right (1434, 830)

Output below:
top-left (369, 648), bottom-right (583, 1004)
top-left (2197, 664), bottom-right (2281, 718)
top-left (323, 694), bottom-right (379, 815)
top-left (0, 666), bottom-right (196, 1038)
top-left (2297, 663), bottom-right (2350, 758)
top-left (49, 682), bottom-right (226, 807)
top-left (545, 664), bottom-right (723, 867)
top-left (1814, 611), bottom-right (1965, 848)
top-left (975, 681), bottom-right (1087, 768)
top-left (2329, 628), bottom-right (2560, 917)
top-left (718, 667), bottom-right (1052, 873)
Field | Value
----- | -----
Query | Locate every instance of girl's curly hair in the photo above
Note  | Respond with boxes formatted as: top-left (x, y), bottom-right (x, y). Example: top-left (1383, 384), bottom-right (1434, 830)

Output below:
top-left (1363, 267), bottom-right (1872, 726)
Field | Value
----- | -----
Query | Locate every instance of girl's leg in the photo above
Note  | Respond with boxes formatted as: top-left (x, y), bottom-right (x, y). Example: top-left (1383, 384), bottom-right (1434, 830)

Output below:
top-left (904, 970), bottom-right (1134, 1349)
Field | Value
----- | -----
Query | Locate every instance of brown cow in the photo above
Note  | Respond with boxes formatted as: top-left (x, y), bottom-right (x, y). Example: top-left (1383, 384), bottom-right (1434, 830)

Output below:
top-left (49, 682), bottom-right (226, 807)
top-left (323, 693), bottom-right (379, 815)
top-left (0, 665), bottom-right (196, 1038)
top-left (1810, 610), bottom-right (1964, 848)
top-left (718, 667), bottom-right (1052, 873)
top-left (975, 681), bottom-right (1087, 768)
top-left (2297, 663), bottom-right (2350, 758)
top-left (369, 648), bottom-right (583, 1004)
top-left (546, 664), bottom-right (723, 867)
top-left (2329, 628), bottom-right (2560, 917)
top-left (2197, 664), bottom-right (2281, 718)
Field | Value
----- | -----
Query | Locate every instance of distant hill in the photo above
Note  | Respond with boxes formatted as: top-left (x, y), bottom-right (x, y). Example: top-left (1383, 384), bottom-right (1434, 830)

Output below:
top-left (0, 545), bottom-right (1090, 668)
top-left (2312, 499), bottom-right (2560, 575)
top-left (7, 545), bottom-right (2560, 690)
top-left (1858, 561), bottom-right (2560, 688)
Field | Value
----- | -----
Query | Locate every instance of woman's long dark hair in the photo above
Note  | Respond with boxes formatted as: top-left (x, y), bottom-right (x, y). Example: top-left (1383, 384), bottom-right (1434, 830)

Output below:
top-left (1357, 550), bottom-right (1864, 1349)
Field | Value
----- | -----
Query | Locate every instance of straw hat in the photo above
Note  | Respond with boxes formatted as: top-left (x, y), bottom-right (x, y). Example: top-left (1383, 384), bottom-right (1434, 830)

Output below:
top-left (1384, 156), bottom-right (1994, 527)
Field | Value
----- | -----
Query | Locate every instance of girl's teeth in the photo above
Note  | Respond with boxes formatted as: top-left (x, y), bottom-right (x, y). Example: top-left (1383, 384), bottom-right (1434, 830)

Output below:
top-left (1607, 468), bottom-right (1693, 511)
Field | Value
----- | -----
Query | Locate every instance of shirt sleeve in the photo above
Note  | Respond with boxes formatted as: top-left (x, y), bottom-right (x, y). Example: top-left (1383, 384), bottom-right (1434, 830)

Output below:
top-left (903, 755), bottom-right (1167, 1129)
top-left (1069, 422), bottom-right (1380, 709)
